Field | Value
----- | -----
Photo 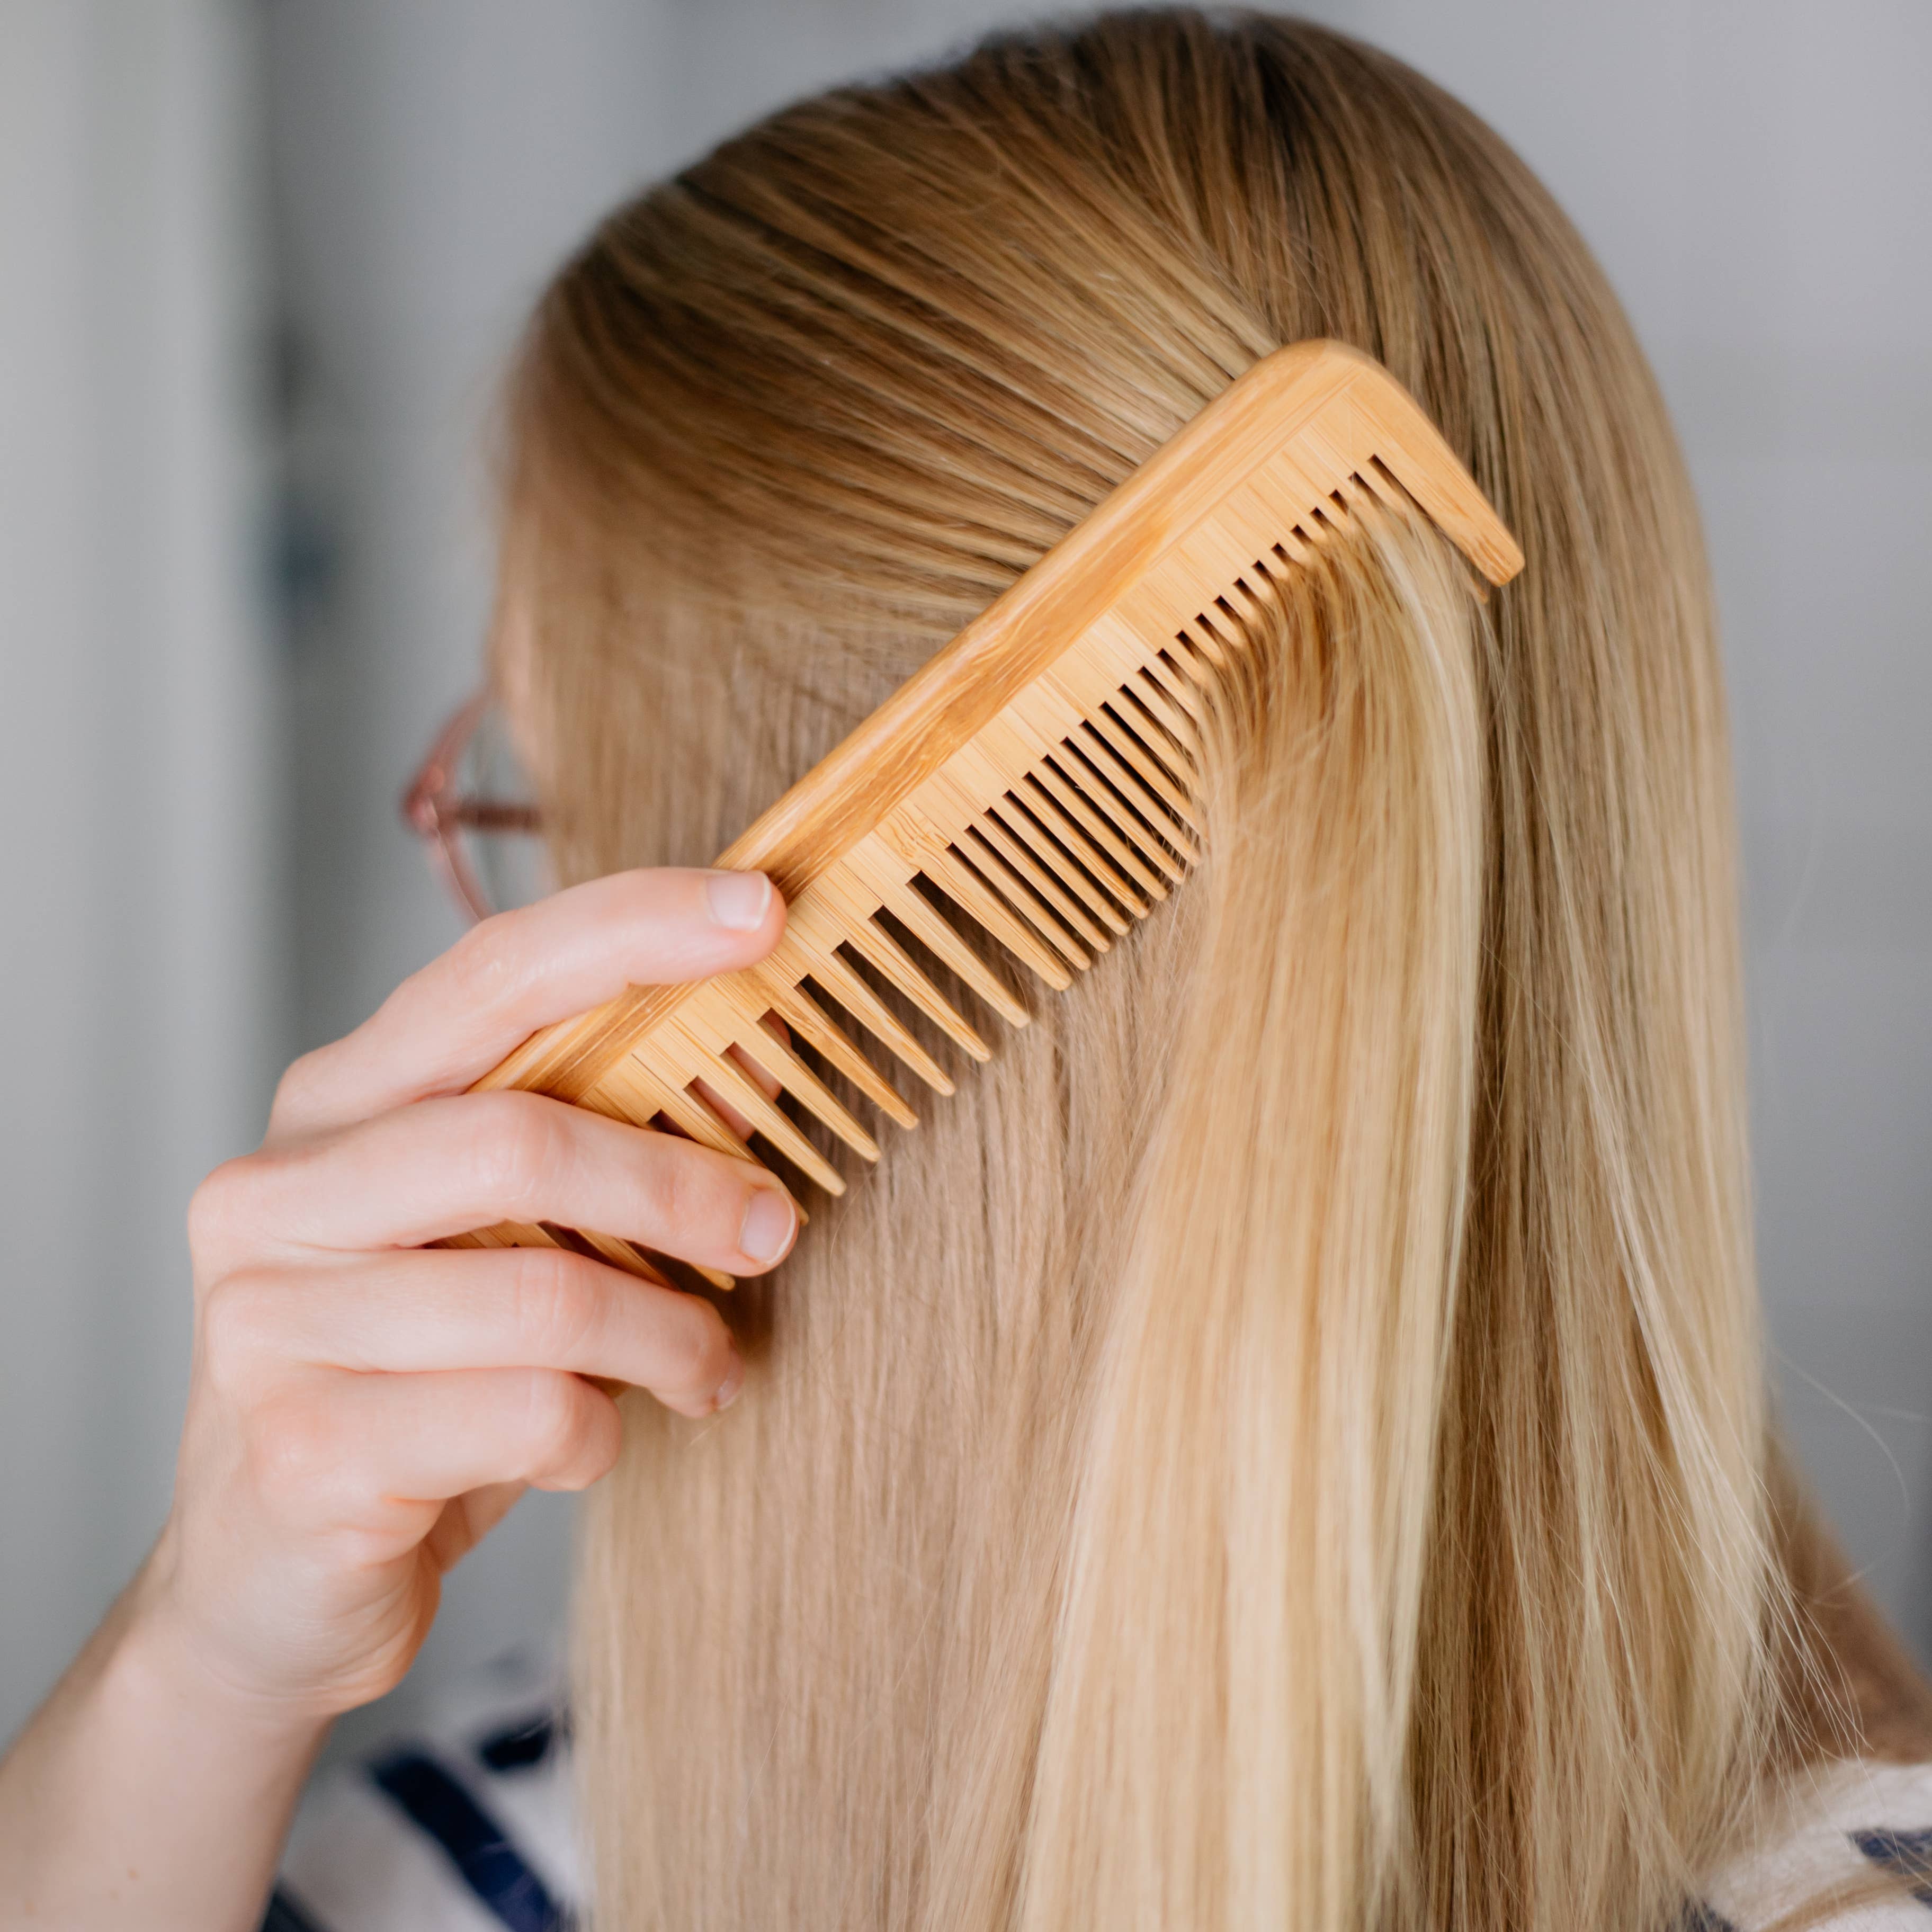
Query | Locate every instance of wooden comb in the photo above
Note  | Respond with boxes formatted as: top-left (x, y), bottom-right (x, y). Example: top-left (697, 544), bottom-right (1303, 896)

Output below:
top-left (450, 339), bottom-right (1523, 1287)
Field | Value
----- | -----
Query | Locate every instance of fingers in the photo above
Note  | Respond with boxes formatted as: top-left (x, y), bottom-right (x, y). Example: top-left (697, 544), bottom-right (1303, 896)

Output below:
top-left (203, 1247), bottom-right (740, 1413)
top-left (194, 1088), bottom-right (798, 1280)
top-left (270, 869), bottom-right (784, 1140)
top-left (244, 1370), bottom-right (629, 1547)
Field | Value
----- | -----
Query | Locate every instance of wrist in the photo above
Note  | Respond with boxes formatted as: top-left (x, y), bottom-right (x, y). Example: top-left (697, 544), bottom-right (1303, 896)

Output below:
top-left (0, 1542), bottom-right (330, 1932)
top-left (115, 1532), bottom-right (336, 1758)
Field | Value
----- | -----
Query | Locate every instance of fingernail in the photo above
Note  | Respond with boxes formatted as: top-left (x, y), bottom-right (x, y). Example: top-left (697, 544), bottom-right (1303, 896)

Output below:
top-left (714, 1354), bottom-right (745, 1411)
top-left (738, 1187), bottom-right (796, 1266)
top-left (705, 870), bottom-right (772, 932)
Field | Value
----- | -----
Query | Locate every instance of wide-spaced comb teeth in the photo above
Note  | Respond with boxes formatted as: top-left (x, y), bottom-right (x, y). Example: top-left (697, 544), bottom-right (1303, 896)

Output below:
top-left (644, 1067), bottom-right (752, 1164)
top-left (791, 936), bottom-right (956, 1098)
top-left (759, 976), bottom-right (919, 1130)
top-left (685, 1044), bottom-right (847, 1196)
top-left (453, 1215), bottom-right (649, 1271)
top-left (842, 909), bottom-right (991, 1063)
top-left (454, 341), bottom-right (1523, 1281)
top-left (724, 1008), bottom-right (880, 1162)
top-left (846, 856), bottom-right (1032, 1030)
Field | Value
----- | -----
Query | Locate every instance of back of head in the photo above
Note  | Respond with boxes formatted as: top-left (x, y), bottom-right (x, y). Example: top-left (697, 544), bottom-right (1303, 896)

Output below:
top-left (501, 12), bottom-right (1915, 1928)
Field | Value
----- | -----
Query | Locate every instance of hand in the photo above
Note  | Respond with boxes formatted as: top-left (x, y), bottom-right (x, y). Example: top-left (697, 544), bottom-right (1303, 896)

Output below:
top-left (143, 865), bottom-right (795, 1724)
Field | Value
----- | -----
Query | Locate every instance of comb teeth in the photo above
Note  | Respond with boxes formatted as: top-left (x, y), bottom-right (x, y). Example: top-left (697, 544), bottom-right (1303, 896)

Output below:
top-left (727, 1010), bottom-right (880, 1161)
top-left (1017, 771), bottom-right (1153, 914)
top-left (759, 976), bottom-right (918, 1130)
top-left (720, 650), bottom-right (1222, 1127)
top-left (472, 647), bottom-right (1214, 1230)
top-left (989, 795), bottom-right (1128, 938)
top-left (1120, 674), bottom-right (1201, 771)
top-left (843, 910), bottom-right (991, 1063)
top-left (968, 813), bottom-right (1111, 955)
top-left (1031, 759), bottom-right (1169, 902)
top-left (459, 341), bottom-right (1523, 1281)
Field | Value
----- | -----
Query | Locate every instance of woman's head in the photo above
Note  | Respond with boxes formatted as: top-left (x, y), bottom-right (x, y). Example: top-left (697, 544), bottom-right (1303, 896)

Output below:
top-left (497, 13), bottom-right (1845, 1929)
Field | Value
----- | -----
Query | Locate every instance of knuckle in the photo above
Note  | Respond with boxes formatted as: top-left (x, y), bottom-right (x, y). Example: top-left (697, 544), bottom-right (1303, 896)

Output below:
top-left (247, 1397), bottom-right (345, 1518)
top-left (186, 1154), bottom-right (267, 1261)
top-left (660, 1300), bottom-right (731, 1396)
top-left (468, 1090), bottom-right (573, 1211)
top-left (441, 911), bottom-right (528, 1014)
top-left (512, 1251), bottom-right (605, 1363)
top-left (198, 1271), bottom-right (279, 1381)
top-left (634, 1137), bottom-right (715, 1244)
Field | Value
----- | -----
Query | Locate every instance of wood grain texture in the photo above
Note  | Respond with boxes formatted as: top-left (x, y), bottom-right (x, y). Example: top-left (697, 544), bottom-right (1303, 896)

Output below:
top-left (448, 340), bottom-right (1523, 1280)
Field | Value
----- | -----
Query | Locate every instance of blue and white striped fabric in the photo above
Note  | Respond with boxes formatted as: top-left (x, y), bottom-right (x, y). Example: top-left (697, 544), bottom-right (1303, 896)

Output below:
top-left (1698, 1759), bottom-right (1932, 1929)
top-left (266, 1651), bottom-right (582, 1932)
top-left (266, 1654), bottom-right (1932, 1930)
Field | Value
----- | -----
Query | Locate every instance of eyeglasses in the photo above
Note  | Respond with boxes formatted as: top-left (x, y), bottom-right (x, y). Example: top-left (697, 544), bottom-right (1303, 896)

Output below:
top-left (401, 687), bottom-right (548, 923)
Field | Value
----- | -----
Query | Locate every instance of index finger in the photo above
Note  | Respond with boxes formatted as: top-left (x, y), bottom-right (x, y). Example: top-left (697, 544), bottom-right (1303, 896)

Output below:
top-left (270, 868), bottom-right (783, 1141)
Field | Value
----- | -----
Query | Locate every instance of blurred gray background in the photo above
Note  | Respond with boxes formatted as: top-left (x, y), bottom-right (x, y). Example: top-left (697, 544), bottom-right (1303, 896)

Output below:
top-left (3, 0), bottom-right (1928, 1766)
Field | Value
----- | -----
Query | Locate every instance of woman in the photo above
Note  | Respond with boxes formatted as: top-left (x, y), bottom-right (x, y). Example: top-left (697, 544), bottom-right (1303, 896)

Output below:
top-left (5, 12), bottom-right (1931, 1930)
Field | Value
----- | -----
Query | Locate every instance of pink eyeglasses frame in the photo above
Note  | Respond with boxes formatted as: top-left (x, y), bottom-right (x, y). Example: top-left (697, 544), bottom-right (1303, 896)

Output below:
top-left (400, 687), bottom-right (542, 924)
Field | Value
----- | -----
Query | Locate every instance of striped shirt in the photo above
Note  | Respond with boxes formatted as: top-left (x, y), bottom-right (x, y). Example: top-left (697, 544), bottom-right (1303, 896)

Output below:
top-left (268, 1651), bottom-right (583, 1932)
top-left (266, 1654), bottom-right (1932, 1930)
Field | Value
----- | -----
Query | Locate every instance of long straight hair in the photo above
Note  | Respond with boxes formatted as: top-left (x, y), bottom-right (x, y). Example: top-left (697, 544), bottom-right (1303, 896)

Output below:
top-left (499, 14), bottom-right (1924, 1928)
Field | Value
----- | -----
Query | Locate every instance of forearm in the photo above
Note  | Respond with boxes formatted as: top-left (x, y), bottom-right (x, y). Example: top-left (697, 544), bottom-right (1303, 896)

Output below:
top-left (0, 1549), bottom-right (327, 1932)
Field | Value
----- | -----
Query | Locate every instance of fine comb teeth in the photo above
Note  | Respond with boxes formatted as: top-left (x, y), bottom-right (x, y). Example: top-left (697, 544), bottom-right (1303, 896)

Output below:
top-left (450, 339), bottom-right (1524, 1287)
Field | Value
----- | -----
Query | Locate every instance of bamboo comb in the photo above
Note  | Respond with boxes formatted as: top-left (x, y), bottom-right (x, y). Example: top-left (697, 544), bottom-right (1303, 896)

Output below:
top-left (450, 339), bottom-right (1523, 1287)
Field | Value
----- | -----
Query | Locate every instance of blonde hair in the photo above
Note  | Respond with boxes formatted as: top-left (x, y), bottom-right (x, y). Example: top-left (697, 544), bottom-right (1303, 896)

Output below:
top-left (499, 13), bottom-right (1931, 1928)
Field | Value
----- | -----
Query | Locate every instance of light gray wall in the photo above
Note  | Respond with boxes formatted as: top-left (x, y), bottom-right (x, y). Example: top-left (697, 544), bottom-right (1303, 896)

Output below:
top-left (0, 0), bottom-right (280, 1748)
top-left (3, 0), bottom-right (1919, 1761)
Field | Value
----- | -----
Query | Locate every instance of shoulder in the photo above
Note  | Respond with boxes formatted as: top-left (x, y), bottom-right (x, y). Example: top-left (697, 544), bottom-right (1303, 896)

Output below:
top-left (1701, 1759), bottom-right (1932, 1931)
top-left (265, 1649), bottom-right (581, 1932)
